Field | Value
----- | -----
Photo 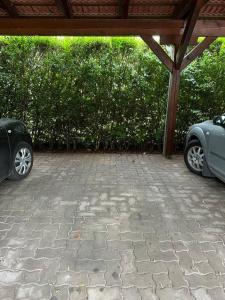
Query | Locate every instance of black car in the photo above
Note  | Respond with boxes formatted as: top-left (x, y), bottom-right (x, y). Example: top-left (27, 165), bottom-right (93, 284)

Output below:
top-left (0, 118), bottom-right (33, 181)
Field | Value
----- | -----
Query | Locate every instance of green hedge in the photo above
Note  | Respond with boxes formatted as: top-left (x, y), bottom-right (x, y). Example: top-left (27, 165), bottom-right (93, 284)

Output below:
top-left (0, 36), bottom-right (225, 152)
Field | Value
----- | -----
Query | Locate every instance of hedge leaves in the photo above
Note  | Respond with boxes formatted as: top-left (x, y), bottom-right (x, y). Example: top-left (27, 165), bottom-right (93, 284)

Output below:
top-left (0, 37), bottom-right (225, 151)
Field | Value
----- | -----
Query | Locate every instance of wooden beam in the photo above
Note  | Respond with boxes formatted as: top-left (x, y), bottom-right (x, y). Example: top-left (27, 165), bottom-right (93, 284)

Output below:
top-left (0, 19), bottom-right (184, 36)
top-left (0, 19), bottom-right (224, 36)
top-left (163, 49), bottom-right (181, 157)
top-left (142, 35), bottom-right (173, 72)
top-left (181, 36), bottom-right (217, 70)
top-left (175, 0), bottom-right (208, 69)
top-left (0, 0), bottom-right (18, 17)
top-left (118, 0), bottom-right (130, 18)
top-left (173, 0), bottom-right (193, 19)
top-left (55, 0), bottom-right (73, 18)
top-left (194, 20), bottom-right (225, 36)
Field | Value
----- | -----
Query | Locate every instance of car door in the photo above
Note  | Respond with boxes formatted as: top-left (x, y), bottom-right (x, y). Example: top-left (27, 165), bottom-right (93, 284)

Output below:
top-left (208, 115), bottom-right (225, 180)
top-left (0, 122), bottom-right (10, 180)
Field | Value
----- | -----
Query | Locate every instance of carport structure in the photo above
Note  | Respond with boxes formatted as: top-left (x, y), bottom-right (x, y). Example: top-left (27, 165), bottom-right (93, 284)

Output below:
top-left (0, 0), bottom-right (225, 156)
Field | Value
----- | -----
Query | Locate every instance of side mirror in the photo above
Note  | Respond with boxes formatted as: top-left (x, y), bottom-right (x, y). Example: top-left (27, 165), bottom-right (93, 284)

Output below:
top-left (213, 115), bottom-right (225, 127)
top-left (213, 116), bottom-right (220, 125)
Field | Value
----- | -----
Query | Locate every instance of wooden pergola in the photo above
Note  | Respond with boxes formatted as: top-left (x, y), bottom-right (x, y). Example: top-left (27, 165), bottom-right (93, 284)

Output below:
top-left (0, 0), bottom-right (225, 156)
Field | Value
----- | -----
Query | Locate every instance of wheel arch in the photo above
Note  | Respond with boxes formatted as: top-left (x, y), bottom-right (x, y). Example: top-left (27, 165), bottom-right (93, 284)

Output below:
top-left (187, 135), bottom-right (200, 143)
top-left (187, 127), bottom-right (208, 160)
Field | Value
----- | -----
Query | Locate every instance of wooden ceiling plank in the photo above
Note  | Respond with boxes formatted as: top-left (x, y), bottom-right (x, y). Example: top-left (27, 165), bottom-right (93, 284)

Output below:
top-left (181, 36), bottom-right (217, 70)
top-left (142, 35), bottom-right (173, 72)
top-left (0, 0), bottom-right (18, 17)
top-left (55, 0), bottom-right (73, 18)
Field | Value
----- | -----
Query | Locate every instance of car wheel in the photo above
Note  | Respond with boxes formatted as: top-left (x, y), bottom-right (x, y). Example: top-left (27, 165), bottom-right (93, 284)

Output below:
top-left (184, 139), bottom-right (204, 176)
top-left (8, 142), bottom-right (33, 180)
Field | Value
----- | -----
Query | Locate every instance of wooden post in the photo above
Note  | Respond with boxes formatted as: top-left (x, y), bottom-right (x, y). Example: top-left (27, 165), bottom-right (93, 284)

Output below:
top-left (163, 48), bottom-right (181, 157)
top-left (163, 0), bottom-right (208, 156)
top-left (141, 34), bottom-right (216, 158)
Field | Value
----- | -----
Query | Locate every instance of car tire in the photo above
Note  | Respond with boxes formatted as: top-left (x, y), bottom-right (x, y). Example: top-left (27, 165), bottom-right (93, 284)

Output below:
top-left (184, 139), bottom-right (204, 176)
top-left (8, 142), bottom-right (33, 181)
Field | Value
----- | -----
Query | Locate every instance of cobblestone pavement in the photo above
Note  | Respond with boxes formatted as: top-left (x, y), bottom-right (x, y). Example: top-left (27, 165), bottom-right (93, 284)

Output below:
top-left (0, 153), bottom-right (225, 299)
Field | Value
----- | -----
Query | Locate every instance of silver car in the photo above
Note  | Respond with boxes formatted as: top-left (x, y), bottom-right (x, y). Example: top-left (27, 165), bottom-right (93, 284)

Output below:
top-left (184, 114), bottom-right (225, 183)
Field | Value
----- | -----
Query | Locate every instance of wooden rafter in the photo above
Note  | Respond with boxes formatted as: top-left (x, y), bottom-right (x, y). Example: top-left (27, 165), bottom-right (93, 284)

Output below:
top-left (175, 0), bottom-right (209, 69)
top-left (118, 0), bottom-right (130, 19)
top-left (168, 0), bottom-right (194, 52)
top-left (142, 35), bottom-right (173, 72)
top-left (181, 37), bottom-right (217, 70)
top-left (0, 0), bottom-right (17, 17)
top-left (55, 0), bottom-right (73, 18)
top-left (173, 0), bottom-right (193, 19)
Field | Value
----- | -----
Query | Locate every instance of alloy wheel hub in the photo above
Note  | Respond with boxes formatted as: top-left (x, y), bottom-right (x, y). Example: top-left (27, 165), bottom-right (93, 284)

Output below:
top-left (15, 147), bottom-right (32, 175)
top-left (187, 145), bottom-right (204, 172)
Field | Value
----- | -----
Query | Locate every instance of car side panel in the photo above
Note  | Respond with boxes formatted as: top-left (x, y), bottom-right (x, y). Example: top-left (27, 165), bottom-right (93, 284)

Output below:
top-left (0, 124), bottom-right (10, 180)
top-left (208, 125), bottom-right (225, 180)
top-left (2, 121), bottom-right (32, 175)
top-left (187, 122), bottom-right (225, 182)
top-left (5, 122), bottom-right (32, 155)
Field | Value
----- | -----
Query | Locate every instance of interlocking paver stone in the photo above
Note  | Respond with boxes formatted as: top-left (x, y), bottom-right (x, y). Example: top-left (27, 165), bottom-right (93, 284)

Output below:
top-left (0, 270), bottom-right (23, 284)
top-left (207, 287), bottom-right (225, 299)
top-left (156, 287), bottom-right (195, 300)
top-left (88, 271), bottom-right (106, 287)
top-left (153, 272), bottom-right (172, 288)
top-left (133, 241), bottom-right (149, 261)
top-left (122, 287), bottom-right (141, 300)
top-left (15, 284), bottom-right (51, 300)
top-left (23, 270), bottom-right (41, 284)
top-left (139, 288), bottom-right (158, 300)
top-left (185, 273), bottom-right (221, 289)
top-left (205, 251), bottom-right (225, 275)
top-left (136, 261), bottom-right (167, 274)
top-left (56, 271), bottom-right (88, 286)
top-left (74, 259), bottom-right (106, 273)
top-left (87, 287), bottom-right (122, 300)
top-left (121, 272), bottom-right (155, 288)
top-left (121, 250), bottom-right (136, 273)
top-left (105, 261), bottom-right (122, 286)
top-left (69, 286), bottom-right (87, 300)
top-left (0, 285), bottom-right (16, 299)
top-left (0, 153), bottom-right (225, 299)
top-left (51, 285), bottom-right (69, 300)
top-left (195, 261), bottom-right (215, 275)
